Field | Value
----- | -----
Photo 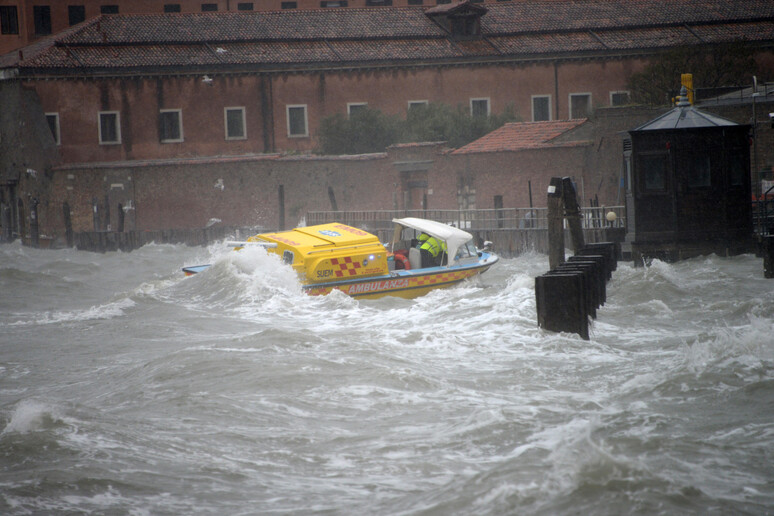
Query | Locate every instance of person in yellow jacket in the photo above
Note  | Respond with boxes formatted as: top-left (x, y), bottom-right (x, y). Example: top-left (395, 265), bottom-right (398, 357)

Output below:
top-left (419, 233), bottom-right (445, 267)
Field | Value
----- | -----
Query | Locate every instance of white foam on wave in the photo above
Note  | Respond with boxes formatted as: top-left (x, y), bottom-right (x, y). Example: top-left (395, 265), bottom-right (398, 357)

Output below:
top-left (1, 399), bottom-right (61, 434)
top-left (2, 297), bottom-right (135, 327)
top-left (682, 314), bottom-right (774, 377)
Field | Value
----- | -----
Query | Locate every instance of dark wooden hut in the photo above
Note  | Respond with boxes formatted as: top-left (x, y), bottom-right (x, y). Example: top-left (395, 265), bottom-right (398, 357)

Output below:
top-left (624, 87), bottom-right (754, 263)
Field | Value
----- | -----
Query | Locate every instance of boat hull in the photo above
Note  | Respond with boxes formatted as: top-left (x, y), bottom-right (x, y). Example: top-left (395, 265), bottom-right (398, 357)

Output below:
top-left (304, 258), bottom-right (497, 299)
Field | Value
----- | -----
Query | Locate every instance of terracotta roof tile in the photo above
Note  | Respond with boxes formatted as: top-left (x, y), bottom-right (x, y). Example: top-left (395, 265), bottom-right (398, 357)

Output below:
top-left (490, 32), bottom-right (604, 55)
top-left (597, 26), bottom-right (699, 50)
top-left (330, 38), bottom-right (461, 60)
top-left (452, 120), bottom-right (591, 154)
top-left (3, 0), bottom-right (773, 73)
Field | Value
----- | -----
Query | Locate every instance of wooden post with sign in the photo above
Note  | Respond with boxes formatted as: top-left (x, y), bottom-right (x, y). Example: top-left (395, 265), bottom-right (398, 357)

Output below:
top-left (562, 177), bottom-right (585, 252)
top-left (547, 177), bottom-right (564, 271)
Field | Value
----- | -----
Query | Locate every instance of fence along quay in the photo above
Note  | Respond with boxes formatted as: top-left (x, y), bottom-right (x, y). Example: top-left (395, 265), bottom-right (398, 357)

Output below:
top-left (306, 206), bottom-right (626, 258)
top-left (9, 204), bottom-right (625, 255)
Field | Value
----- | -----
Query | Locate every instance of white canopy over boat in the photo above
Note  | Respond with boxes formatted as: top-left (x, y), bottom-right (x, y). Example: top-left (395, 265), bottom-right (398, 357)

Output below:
top-left (391, 217), bottom-right (474, 265)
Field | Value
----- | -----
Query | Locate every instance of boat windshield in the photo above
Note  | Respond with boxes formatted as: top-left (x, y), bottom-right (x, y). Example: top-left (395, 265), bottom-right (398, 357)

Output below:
top-left (455, 241), bottom-right (477, 260)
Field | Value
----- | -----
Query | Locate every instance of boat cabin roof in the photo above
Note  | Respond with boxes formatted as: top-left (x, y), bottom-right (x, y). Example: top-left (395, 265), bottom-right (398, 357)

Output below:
top-left (391, 217), bottom-right (473, 263)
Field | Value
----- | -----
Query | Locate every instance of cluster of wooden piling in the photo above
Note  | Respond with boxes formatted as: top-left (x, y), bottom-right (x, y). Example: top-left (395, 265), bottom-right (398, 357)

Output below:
top-left (535, 177), bottom-right (619, 340)
top-left (535, 242), bottom-right (618, 340)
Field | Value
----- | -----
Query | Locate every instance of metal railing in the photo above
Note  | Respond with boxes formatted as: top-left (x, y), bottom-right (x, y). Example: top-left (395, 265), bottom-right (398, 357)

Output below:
top-left (755, 183), bottom-right (774, 237)
top-left (306, 206), bottom-right (627, 233)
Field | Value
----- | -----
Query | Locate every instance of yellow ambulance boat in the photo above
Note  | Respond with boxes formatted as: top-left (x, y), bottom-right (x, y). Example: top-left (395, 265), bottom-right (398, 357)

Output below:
top-left (182, 217), bottom-right (498, 300)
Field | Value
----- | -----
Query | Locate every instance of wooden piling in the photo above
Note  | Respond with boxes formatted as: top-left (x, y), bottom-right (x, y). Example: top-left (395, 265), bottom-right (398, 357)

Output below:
top-left (535, 273), bottom-right (589, 340)
top-left (63, 202), bottom-right (73, 248)
top-left (2, 201), bottom-right (12, 242)
top-left (547, 177), bottom-right (565, 270)
top-left (764, 236), bottom-right (774, 279)
top-left (29, 199), bottom-right (40, 248)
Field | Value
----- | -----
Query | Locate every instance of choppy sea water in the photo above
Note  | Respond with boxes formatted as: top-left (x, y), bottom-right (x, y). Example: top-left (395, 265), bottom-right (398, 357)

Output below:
top-left (1, 241), bottom-right (773, 515)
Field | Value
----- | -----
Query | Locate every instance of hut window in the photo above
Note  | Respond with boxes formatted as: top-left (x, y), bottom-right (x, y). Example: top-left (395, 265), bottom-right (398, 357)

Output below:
top-left (639, 153), bottom-right (668, 193)
top-left (687, 155), bottom-right (711, 188)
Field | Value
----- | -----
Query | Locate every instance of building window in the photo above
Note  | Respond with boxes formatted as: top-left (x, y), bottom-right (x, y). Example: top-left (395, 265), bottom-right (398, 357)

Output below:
top-left (237, 2), bottom-right (254, 10)
top-left (100, 5), bottom-right (119, 14)
top-left (450, 16), bottom-right (478, 38)
top-left (408, 100), bottom-right (428, 112)
top-left (164, 4), bottom-right (182, 12)
top-left (281, 1), bottom-right (297, 8)
top-left (610, 91), bottom-right (631, 106)
top-left (320, 1), bottom-right (347, 6)
top-left (347, 103), bottom-right (367, 117)
top-left (159, 110), bottom-right (183, 142)
top-left (33, 6), bottom-right (52, 35)
top-left (287, 105), bottom-right (308, 137)
top-left (470, 98), bottom-right (489, 117)
top-left (201, 3), bottom-right (218, 11)
top-left (224, 107), bottom-right (246, 140)
top-left (366, 0), bottom-right (392, 5)
top-left (569, 93), bottom-right (591, 119)
top-left (531, 95), bottom-right (551, 122)
top-left (68, 5), bottom-right (86, 25)
top-left (98, 111), bottom-right (121, 144)
top-left (0, 6), bottom-right (19, 34)
top-left (407, 0), bottom-right (423, 4)
top-left (46, 113), bottom-right (60, 145)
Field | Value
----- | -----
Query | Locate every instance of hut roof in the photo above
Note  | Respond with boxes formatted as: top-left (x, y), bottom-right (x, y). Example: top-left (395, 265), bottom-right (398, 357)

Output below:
top-left (631, 96), bottom-right (739, 131)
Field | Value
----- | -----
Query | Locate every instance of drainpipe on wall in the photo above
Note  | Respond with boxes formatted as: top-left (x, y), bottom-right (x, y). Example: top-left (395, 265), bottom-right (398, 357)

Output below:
top-left (554, 62), bottom-right (560, 120)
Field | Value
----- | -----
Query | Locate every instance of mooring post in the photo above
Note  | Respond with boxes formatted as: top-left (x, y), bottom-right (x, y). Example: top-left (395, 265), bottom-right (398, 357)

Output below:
top-left (547, 177), bottom-right (565, 270)
top-left (92, 197), bottom-right (101, 231)
top-left (328, 186), bottom-right (338, 212)
top-left (764, 235), bottom-right (774, 279)
top-left (562, 177), bottom-right (585, 252)
top-left (1, 201), bottom-right (11, 242)
top-left (535, 273), bottom-right (589, 340)
top-left (63, 202), bottom-right (73, 248)
top-left (29, 198), bottom-right (39, 248)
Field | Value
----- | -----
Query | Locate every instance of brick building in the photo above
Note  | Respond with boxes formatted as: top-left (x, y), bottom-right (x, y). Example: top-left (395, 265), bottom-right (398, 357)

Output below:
top-left (1, 0), bottom-right (774, 243)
